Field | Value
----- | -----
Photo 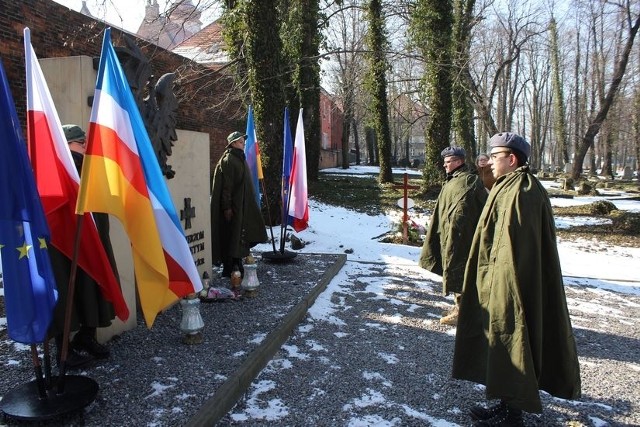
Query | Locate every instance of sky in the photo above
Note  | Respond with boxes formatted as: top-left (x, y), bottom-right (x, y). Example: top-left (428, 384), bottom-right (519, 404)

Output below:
top-left (51, 0), bottom-right (219, 33)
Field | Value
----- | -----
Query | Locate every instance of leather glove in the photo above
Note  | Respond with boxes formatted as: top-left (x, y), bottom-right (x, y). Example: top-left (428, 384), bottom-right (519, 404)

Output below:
top-left (224, 208), bottom-right (233, 222)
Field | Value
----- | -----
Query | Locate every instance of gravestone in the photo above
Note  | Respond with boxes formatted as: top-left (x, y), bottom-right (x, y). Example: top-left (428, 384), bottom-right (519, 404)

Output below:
top-left (622, 166), bottom-right (633, 180)
top-left (39, 55), bottom-right (211, 339)
top-left (561, 177), bottom-right (574, 191)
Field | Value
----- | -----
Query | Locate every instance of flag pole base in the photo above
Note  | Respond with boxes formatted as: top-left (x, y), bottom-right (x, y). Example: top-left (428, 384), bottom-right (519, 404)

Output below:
top-left (261, 250), bottom-right (297, 262)
top-left (0, 375), bottom-right (98, 421)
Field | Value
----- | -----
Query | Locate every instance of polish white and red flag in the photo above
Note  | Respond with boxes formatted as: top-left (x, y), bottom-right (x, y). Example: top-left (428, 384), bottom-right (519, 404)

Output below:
top-left (23, 27), bottom-right (129, 321)
top-left (287, 109), bottom-right (309, 232)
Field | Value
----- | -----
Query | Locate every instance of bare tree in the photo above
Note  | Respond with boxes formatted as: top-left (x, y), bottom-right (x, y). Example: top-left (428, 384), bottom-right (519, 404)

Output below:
top-left (324, 0), bottom-right (368, 169)
top-left (364, 0), bottom-right (394, 183)
top-left (549, 16), bottom-right (569, 166)
top-left (571, 0), bottom-right (640, 180)
top-left (410, 0), bottom-right (454, 186)
top-left (524, 37), bottom-right (551, 170)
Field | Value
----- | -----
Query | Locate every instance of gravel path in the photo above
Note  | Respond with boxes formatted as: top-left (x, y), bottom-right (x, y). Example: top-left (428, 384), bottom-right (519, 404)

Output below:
top-left (0, 254), bottom-right (342, 426)
top-left (1, 252), bottom-right (639, 426)
top-left (218, 259), bottom-right (640, 427)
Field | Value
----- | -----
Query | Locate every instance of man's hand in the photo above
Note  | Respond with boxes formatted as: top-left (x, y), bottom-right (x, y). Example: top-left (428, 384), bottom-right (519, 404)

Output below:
top-left (224, 208), bottom-right (233, 221)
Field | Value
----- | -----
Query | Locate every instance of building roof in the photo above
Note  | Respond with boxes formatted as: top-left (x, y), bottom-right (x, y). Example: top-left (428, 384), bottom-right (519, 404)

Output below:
top-left (171, 20), bottom-right (228, 67)
top-left (136, 0), bottom-right (203, 50)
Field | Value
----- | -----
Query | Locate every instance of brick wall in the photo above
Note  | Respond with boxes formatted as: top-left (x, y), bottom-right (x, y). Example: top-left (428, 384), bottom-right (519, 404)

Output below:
top-left (0, 0), bottom-right (243, 171)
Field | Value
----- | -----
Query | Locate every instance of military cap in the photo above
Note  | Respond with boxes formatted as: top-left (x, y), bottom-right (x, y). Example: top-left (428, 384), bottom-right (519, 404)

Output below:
top-left (489, 132), bottom-right (531, 160)
top-left (62, 124), bottom-right (86, 143)
top-left (440, 145), bottom-right (466, 159)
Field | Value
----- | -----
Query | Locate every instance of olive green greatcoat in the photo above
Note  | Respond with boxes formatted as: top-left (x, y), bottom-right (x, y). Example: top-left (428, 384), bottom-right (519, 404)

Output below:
top-left (210, 147), bottom-right (267, 264)
top-left (419, 165), bottom-right (487, 295)
top-left (452, 166), bottom-right (581, 413)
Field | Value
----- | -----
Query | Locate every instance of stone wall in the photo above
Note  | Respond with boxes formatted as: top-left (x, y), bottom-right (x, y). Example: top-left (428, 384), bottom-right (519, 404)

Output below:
top-left (0, 0), bottom-right (243, 169)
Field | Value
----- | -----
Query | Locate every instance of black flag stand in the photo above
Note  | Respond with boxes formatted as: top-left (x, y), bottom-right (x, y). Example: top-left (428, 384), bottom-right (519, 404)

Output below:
top-left (0, 215), bottom-right (98, 421)
top-left (259, 178), bottom-right (278, 254)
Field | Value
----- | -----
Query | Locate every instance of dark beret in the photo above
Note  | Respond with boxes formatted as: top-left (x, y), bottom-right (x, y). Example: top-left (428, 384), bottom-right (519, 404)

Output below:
top-left (62, 124), bottom-right (86, 143)
top-left (440, 146), bottom-right (466, 159)
top-left (489, 132), bottom-right (530, 160)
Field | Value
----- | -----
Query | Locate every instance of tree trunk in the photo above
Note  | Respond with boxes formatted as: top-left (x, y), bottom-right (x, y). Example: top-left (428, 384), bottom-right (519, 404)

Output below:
top-left (365, 0), bottom-right (393, 183)
top-left (634, 87), bottom-right (640, 179)
top-left (451, 0), bottom-right (476, 157)
top-left (600, 121), bottom-right (614, 178)
top-left (353, 119), bottom-right (361, 165)
top-left (341, 87), bottom-right (354, 169)
top-left (281, 0), bottom-right (322, 181)
top-left (549, 17), bottom-right (569, 166)
top-left (245, 0), bottom-right (286, 224)
top-left (411, 0), bottom-right (454, 186)
top-left (572, 13), bottom-right (640, 180)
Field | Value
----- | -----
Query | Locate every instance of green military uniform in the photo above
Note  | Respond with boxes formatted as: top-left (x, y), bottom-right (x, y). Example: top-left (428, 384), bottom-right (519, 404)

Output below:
top-left (210, 147), bottom-right (267, 274)
top-left (419, 164), bottom-right (487, 295)
top-left (452, 166), bottom-right (581, 413)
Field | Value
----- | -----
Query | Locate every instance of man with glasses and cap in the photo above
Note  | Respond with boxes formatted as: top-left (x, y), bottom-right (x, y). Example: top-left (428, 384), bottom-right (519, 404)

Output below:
top-left (452, 132), bottom-right (581, 426)
top-left (210, 131), bottom-right (267, 279)
top-left (419, 145), bottom-right (487, 326)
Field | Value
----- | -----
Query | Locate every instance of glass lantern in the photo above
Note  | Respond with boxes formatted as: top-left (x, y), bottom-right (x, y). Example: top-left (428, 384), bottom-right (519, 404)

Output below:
top-left (241, 263), bottom-right (260, 297)
top-left (179, 296), bottom-right (204, 344)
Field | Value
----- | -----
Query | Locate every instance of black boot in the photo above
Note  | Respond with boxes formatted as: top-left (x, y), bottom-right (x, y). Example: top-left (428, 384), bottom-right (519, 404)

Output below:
top-left (470, 400), bottom-right (507, 421)
top-left (221, 258), bottom-right (233, 278)
top-left (473, 403), bottom-right (524, 426)
top-left (72, 327), bottom-right (110, 359)
top-left (55, 335), bottom-right (94, 370)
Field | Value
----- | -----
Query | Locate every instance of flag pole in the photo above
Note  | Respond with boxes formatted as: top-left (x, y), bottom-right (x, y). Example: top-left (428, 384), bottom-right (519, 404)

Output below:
top-left (43, 338), bottom-right (53, 388)
top-left (280, 175), bottom-right (295, 254)
top-left (260, 179), bottom-right (278, 253)
top-left (262, 107), bottom-right (296, 262)
top-left (56, 214), bottom-right (85, 393)
top-left (29, 345), bottom-right (47, 398)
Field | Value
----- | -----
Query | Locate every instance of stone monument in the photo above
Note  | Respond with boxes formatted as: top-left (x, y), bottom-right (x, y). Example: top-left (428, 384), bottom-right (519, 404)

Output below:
top-left (39, 54), bottom-right (211, 339)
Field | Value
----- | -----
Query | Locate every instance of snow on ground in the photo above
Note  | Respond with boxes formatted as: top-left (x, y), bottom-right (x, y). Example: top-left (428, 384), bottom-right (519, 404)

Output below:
top-left (240, 165), bottom-right (640, 423)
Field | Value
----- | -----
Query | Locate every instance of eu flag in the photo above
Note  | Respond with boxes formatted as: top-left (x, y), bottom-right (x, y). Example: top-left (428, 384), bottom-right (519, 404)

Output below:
top-left (0, 58), bottom-right (58, 344)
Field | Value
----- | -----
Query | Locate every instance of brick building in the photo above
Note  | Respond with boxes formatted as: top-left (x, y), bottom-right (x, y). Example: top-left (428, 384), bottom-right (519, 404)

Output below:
top-left (0, 0), bottom-right (240, 172)
top-left (319, 88), bottom-right (344, 169)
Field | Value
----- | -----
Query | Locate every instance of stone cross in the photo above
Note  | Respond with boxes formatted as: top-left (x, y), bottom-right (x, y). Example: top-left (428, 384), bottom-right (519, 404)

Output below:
top-left (180, 197), bottom-right (196, 230)
top-left (393, 173), bottom-right (419, 244)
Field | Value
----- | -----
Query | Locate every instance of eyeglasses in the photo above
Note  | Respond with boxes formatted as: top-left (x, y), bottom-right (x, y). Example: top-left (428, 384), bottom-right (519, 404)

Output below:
top-left (443, 157), bottom-right (461, 165)
top-left (489, 150), bottom-right (512, 160)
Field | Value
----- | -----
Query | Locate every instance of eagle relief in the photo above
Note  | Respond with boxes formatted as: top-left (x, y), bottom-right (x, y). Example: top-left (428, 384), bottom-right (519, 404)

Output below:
top-left (115, 35), bottom-right (178, 179)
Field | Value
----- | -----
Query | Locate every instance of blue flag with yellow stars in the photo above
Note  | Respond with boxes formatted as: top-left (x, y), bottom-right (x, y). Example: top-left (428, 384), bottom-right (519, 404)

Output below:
top-left (0, 58), bottom-right (57, 344)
